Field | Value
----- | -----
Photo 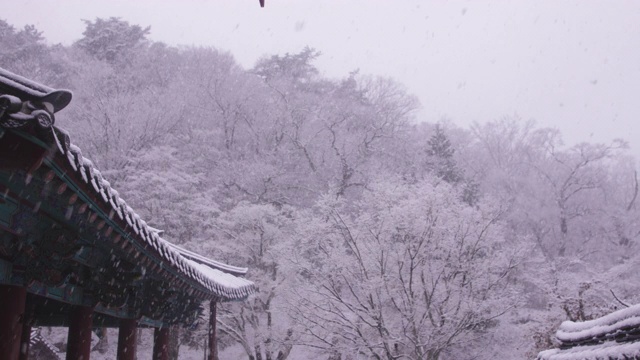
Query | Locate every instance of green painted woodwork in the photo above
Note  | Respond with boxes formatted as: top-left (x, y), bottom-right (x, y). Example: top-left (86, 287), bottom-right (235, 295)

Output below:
top-left (12, 129), bottom-right (212, 296)
top-left (26, 279), bottom-right (85, 305)
top-left (0, 129), bottom-right (204, 328)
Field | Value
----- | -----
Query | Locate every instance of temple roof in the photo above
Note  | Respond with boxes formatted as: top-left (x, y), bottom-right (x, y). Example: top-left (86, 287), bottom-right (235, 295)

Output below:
top-left (538, 304), bottom-right (640, 360)
top-left (0, 66), bottom-right (256, 326)
top-left (0, 67), bottom-right (72, 112)
top-left (62, 143), bottom-right (256, 300)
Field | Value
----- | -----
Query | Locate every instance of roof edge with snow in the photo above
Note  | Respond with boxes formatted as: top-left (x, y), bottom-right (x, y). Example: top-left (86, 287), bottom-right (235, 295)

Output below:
top-left (0, 66), bottom-right (256, 303)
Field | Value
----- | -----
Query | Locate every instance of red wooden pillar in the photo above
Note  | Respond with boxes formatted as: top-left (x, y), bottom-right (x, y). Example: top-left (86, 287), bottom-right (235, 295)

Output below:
top-left (18, 322), bottom-right (31, 360)
top-left (66, 305), bottom-right (93, 360)
top-left (0, 285), bottom-right (27, 360)
top-left (18, 295), bottom-right (35, 360)
top-left (207, 300), bottom-right (217, 360)
top-left (116, 319), bottom-right (137, 360)
top-left (152, 327), bottom-right (169, 360)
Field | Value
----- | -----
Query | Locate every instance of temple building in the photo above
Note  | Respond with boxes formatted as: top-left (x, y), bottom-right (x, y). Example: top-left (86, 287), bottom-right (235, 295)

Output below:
top-left (0, 67), bottom-right (256, 360)
top-left (538, 304), bottom-right (640, 360)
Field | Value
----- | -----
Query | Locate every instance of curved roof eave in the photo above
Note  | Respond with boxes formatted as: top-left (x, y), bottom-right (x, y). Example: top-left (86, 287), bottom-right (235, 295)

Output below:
top-left (0, 65), bottom-right (257, 302)
top-left (63, 136), bottom-right (257, 301)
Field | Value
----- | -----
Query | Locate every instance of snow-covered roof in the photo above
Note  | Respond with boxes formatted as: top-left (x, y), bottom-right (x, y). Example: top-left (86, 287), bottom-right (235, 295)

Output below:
top-left (30, 328), bottom-right (63, 360)
top-left (0, 67), bottom-right (72, 112)
top-left (64, 144), bottom-right (256, 301)
top-left (0, 66), bottom-right (256, 302)
top-left (538, 304), bottom-right (640, 360)
top-left (165, 241), bottom-right (248, 276)
top-left (538, 342), bottom-right (640, 360)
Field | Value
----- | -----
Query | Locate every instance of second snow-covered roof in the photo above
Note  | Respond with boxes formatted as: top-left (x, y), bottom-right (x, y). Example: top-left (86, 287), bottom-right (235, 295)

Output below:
top-left (538, 304), bottom-right (640, 360)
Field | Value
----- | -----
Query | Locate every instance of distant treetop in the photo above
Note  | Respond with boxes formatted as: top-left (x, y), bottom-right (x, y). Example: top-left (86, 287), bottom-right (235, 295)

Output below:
top-left (75, 17), bottom-right (151, 65)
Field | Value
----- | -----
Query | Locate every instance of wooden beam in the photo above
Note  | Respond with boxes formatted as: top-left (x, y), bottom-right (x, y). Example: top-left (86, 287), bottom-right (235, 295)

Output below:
top-left (56, 182), bottom-right (67, 195)
top-left (78, 203), bottom-right (87, 214)
top-left (44, 170), bottom-right (55, 183)
top-left (27, 154), bottom-right (45, 178)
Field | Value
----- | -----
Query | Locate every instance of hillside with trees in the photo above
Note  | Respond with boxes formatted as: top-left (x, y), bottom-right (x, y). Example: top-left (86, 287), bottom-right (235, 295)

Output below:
top-left (2, 17), bottom-right (638, 359)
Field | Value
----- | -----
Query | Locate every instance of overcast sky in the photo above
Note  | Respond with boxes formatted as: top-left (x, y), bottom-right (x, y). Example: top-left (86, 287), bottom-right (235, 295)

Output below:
top-left (6, 0), bottom-right (640, 156)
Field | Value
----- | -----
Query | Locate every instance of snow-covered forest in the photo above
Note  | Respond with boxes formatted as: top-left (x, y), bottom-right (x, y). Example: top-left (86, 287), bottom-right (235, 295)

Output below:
top-left (2, 17), bottom-right (639, 359)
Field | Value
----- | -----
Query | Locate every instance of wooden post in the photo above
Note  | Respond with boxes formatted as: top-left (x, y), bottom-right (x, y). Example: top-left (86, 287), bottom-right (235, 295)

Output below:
top-left (208, 301), bottom-right (217, 360)
top-left (0, 285), bottom-right (27, 360)
top-left (18, 295), bottom-right (35, 360)
top-left (117, 319), bottom-right (137, 360)
top-left (66, 306), bottom-right (93, 360)
top-left (152, 327), bottom-right (170, 360)
top-left (18, 322), bottom-right (31, 360)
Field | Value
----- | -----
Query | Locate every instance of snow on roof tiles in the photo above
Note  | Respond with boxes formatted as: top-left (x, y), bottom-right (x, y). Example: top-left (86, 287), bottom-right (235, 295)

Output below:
top-left (1, 65), bottom-right (256, 302)
top-left (164, 240), bottom-right (248, 276)
top-left (58, 125), bottom-right (256, 302)
top-left (538, 304), bottom-right (640, 360)
top-left (538, 341), bottom-right (640, 360)
top-left (557, 304), bottom-right (640, 341)
top-left (0, 67), bottom-right (72, 112)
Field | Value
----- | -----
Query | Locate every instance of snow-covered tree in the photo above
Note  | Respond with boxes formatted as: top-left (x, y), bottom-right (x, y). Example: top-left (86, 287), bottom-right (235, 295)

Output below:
top-left (75, 17), bottom-right (150, 65)
top-left (290, 178), bottom-right (519, 359)
top-left (427, 124), bottom-right (462, 184)
top-left (211, 202), bottom-right (297, 360)
top-left (0, 19), bottom-right (70, 86)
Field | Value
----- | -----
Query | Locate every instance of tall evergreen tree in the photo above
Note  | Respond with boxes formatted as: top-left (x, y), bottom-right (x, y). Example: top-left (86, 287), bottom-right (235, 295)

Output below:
top-left (427, 124), bottom-right (462, 184)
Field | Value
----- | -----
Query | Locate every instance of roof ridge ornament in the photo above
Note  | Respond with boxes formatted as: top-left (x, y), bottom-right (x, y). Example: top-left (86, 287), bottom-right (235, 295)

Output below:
top-left (0, 68), bottom-right (72, 113)
top-left (0, 65), bottom-right (256, 308)
top-left (0, 68), bottom-right (74, 154)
